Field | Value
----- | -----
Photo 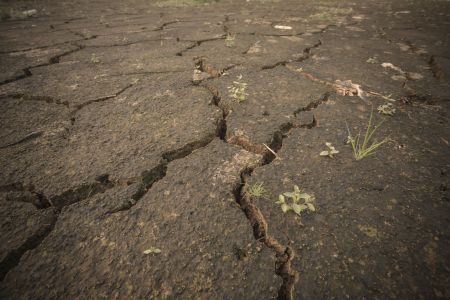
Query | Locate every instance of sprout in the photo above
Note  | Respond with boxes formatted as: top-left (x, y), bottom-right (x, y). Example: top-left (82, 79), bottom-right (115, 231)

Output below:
top-left (319, 142), bottom-right (339, 158)
top-left (275, 185), bottom-right (316, 216)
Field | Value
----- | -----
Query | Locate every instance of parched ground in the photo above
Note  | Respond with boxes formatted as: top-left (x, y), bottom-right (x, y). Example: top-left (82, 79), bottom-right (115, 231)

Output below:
top-left (0, 0), bottom-right (449, 299)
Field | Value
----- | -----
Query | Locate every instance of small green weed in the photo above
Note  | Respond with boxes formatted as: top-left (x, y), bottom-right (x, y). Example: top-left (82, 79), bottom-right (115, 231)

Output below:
top-left (228, 75), bottom-right (248, 102)
top-left (81, 29), bottom-right (94, 39)
top-left (225, 33), bottom-right (236, 47)
top-left (377, 103), bottom-right (396, 116)
top-left (90, 54), bottom-right (100, 64)
top-left (276, 185), bottom-right (315, 216)
top-left (143, 247), bottom-right (161, 255)
top-left (346, 110), bottom-right (388, 160)
top-left (319, 142), bottom-right (339, 158)
top-left (0, 6), bottom-right (37, 21)
top-left (366, 56), bottom-right (379, 64)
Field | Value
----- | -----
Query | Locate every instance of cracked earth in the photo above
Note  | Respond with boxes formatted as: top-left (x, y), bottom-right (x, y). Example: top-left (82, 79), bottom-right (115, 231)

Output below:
top-left (1, 0), bottom-right (449, 299)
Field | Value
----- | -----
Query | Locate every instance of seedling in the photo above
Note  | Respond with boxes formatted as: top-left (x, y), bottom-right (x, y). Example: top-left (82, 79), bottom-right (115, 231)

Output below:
top-left (225, 33), bottom-right (236, 47)
top-left (228, 75), bottom-right (248, 102)
top-left (377, 103), bottom-right (396, 116)
top-left (346, 110), bottom-right (388, 160)
top-left (247, 182), bottom-right (267, 199)
top-left (82, 30), bottom-right (94, 39)
top-left (90, 54), bottom-right (100, 64)
top-left (366, 56), bottom-right (379, 64)
top-left (275, 185), bottom-right (315, 216)
top-left (143, 247), bottom-right (161, 255)
top-left (320, 142), bottom-right (339, 158)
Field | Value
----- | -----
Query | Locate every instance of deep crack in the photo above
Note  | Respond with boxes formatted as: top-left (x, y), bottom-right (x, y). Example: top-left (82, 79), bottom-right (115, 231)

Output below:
top-left (49, 174), bottom-right (115, 209)
top-left (233, 168), bottom-right (298, 300)
top-left (200, 83), bottom-right (229, 141)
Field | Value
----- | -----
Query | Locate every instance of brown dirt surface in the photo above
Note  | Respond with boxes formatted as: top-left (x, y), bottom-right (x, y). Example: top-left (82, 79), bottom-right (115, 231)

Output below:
top-left (0, 0), bottom-right (449, 299)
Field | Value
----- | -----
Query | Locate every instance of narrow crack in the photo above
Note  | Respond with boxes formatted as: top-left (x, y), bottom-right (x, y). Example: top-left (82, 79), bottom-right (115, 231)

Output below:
top-left (126, 163), bottom-right (168, 209)
top-left (429, 56), bottom-right (444, 81)
top-left (0, 45), bottom-right (85, 86)
top-left (176, 42), bottom-right (199, 56)
top-left (0, 73), bottom-right (29, 86)
top-left (71, 83), bottom-right (134, 120)
top-left (199, 83), bottom-right (229, 141)
top-left (48, 174), bottom-right (115, 209)
top-left (162, 134), bottom-right (217, 161)
top-left (47, 44), bottom-right (84, 64)
top-left (0, 45), bottom-right (49, 55)
top-left (83, 37), bottom-right (171, 48)
top-left (0, 131), bottom-right (43, 149)
top-left (67, 29), bottom-right (99, 41)
top-left (195, 58), bottom-right (239, 80)
top-left (0, 182), bottom-right (50, 209)
top-left (0, 93), bottom-right (69, 107)
top-left (126, 133), bottom-right (218, 210)
top-left (175, 36), bottom-right (226, 56)
top-left (110, 83), bottom-right (230, 213)
top-left (261, 40), bottom-right (322, 70)
top-left (0, 208), bottom-right (58, 281)
top-left (103, 70), bottom-right (189, 77)
top-left (376, 35), bottom-right (445, 82)
top-left (226, 91), bottom-right (328, 163)
top-left (294, 92), bottom-right (331, 114)
top-left (154, 20), bottom-right (186, 32)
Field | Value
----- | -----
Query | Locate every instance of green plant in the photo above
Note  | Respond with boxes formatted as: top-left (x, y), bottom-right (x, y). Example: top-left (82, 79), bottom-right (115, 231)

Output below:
top-left (366, 56), bottom-right (379, 64)
top-left (247, 182), bottom-right (267, 198)
top-left (275, 185), bottom-right (315, 216)
top-left (0, 6), bottom-right (37, 20)
top-left (319, 142), bottom-right (339, 158)
top-left (346, 110), bottom-right (388, 160)
top-left (143, 247), bottom-right (161, 255)
top-left (225, 33), bottom-right (236, 47)
top-left (90, 54), bottom-right (100, 64)
top-left (228, 75), bottom-right (248, 102)
top-left (377, 103), bottom-right (396, 116)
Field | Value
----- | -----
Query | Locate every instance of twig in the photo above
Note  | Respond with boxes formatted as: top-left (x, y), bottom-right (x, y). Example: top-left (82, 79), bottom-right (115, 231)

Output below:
top-left (263, 143), bottom-right (281, 160)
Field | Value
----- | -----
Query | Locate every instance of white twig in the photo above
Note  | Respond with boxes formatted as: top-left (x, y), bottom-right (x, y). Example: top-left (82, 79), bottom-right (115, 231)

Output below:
top-left (263, 143), bottom-right (281, 160)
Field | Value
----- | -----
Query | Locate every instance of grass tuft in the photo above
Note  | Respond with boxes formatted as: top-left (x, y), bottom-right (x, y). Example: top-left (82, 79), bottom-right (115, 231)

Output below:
top-left (346, 110), bottom-right (388, 160)
top-left (247, 182), bottom-right (267, 199)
